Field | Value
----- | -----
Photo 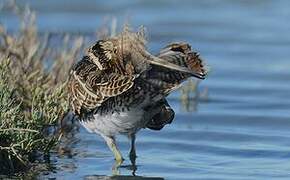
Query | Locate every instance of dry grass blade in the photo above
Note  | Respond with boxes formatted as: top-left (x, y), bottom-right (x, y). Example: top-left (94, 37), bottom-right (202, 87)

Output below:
top-left (0, 2), bottom-right (84, 175)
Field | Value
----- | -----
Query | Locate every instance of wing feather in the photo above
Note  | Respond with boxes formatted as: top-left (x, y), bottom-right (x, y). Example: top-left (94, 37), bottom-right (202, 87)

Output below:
top-left (68, 53), bottom-right (136, 116)
top-left (68, 32), bottom-right (207, 117)
top-left (98, 74), bottom-right (135, 97)
top-left (142, 42), bottom-right (207, 95)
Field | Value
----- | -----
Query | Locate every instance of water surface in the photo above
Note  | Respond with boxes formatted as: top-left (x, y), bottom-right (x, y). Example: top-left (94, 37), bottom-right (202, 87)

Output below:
top-left (1, 0), bottom-right (290, 179)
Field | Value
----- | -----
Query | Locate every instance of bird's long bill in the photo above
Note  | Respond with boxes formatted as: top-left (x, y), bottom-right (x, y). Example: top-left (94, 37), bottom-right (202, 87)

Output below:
top-left (145, 53), bottom-right (206, 79)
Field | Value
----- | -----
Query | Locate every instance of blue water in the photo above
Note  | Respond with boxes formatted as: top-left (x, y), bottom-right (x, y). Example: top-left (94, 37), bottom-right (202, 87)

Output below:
top-left (1, 0), bottom-right (290, 179)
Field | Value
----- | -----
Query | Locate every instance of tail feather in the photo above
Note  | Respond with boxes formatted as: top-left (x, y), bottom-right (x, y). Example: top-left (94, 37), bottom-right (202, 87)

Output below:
top-left (142, 42), bottom-right (207, 95)
top-left (158, 42), bottom-right (207, 78)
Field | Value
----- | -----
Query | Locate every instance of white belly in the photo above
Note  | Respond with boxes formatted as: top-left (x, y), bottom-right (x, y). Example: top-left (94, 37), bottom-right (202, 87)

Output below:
top-left (80, 108), bottom-right (148, 137)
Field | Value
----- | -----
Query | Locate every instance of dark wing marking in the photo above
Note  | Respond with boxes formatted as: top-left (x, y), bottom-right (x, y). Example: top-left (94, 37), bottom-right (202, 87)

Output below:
top-left (158, 42), bottom-right (207, 79)
top-left (142, 42), bottom-right (207, 95)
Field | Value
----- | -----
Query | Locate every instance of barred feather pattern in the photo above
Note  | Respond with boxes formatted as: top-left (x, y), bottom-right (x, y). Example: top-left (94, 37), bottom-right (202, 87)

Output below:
top-left (68, 28), bottom-right (153, 117)
top-left (142, 42), bottom-right (207, 95)
top-left (68, 29), bottom-right (207, 134)
top-left (68, 55), bottom-right (136, 116)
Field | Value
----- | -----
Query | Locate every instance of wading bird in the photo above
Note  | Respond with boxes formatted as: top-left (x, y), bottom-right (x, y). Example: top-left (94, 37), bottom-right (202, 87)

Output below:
top-left (68, 28), bottom-right (207, 166)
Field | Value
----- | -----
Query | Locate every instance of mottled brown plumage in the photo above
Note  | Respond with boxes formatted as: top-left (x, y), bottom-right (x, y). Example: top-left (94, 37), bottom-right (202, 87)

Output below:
top-left (67, 28), bottom-right (207, 164)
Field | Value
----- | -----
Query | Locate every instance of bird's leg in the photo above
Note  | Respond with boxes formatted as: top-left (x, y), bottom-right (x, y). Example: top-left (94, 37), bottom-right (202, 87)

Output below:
top-left (129, 133), bottom-right (137, 176)
top-left (101, 135), bottom-right (124, 166)
top-left (129, 133), bottom-right (137, 162)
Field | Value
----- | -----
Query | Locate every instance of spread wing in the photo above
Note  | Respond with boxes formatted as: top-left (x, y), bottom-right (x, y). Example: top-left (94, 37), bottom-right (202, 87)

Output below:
top-left (68, 56), bottom-right (136, 116)
top-left (142, 42), bottom-right (207, 95)
top-left (68, 38), bottom-right (207, 117)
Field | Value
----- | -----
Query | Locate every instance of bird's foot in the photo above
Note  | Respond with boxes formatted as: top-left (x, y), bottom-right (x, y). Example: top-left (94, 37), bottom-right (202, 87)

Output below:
top-left (112, 156), bottom-right (124, 176)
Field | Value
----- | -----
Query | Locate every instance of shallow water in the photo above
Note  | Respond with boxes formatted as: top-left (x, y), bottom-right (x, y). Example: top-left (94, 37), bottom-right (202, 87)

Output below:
top-left (1, 0), bottom-right (290, 179)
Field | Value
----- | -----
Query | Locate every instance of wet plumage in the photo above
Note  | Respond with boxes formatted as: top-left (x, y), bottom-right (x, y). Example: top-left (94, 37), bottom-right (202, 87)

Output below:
top-left (68, 28), bottom-right (207, 164)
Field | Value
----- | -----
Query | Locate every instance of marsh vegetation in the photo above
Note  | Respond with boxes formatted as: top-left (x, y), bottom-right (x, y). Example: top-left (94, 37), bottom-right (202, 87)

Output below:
top-left (0, 3), bottom-right (83, 175)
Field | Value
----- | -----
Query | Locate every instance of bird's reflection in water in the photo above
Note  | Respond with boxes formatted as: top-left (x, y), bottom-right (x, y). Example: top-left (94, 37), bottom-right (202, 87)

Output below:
top-left (84, 175), bottom-right (164, 180)
top-left (85, 155), bottom-right (164, 180)
top-left (85, 174), bottom-right (164, 180)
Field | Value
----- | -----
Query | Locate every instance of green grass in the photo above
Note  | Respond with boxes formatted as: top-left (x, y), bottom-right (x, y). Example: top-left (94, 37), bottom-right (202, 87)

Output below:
top-left (0, 58), bottom-right (65, 174)
top-left (0, 2), bottom-right (83, 175)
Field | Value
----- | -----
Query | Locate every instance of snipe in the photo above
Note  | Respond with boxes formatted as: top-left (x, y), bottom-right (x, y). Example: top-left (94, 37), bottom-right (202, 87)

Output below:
top-left (68, 28), bottom-right (207, 166)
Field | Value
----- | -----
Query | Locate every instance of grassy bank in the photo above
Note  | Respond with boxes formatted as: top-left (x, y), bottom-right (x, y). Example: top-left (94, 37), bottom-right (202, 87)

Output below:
top-left (0, 3), bottom-right (83, 175)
